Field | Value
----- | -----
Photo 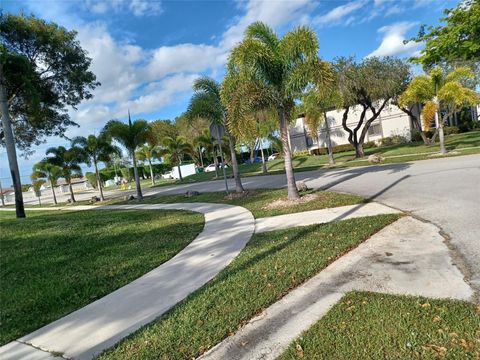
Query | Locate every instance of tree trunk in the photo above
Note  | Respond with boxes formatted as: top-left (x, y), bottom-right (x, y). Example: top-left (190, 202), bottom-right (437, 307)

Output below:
top-left (94, 160), bottom-right (105, 201)
top-left (324, 112), bottom-right (335, 165)
top-left (0, 180), bottom-right (5, 206)
top-left (198, 146), bottom-right (204, 168)
top-left (213, 150), bottom-right (219, 178)
top-left (68, 181), bottom-right (76, 203)
top-left (279, 109), bottom-right (300, 200)
top-left (148, 158), bottom-right (155, 186)
top-left (132, 152), bottom-right (143, 199)
top-left (435, 104), bottom-right (447, 154)
top-left (227, 134), bottom-right (244, 192)
top-left (177, 164), bottom-right (183, 181)
top-left (260, 145), bottom-right (267, 174)
top-left (354, 142), bottom-right (365, 158)
top-left (0, 62), bottom-right (25, 218)
top-left (50, 180), bottom-right (58, 205)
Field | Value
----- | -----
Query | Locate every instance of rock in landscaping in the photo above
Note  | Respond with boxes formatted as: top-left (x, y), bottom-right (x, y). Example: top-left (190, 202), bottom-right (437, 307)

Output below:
top-left (368, 154), bottom-right (385, 164)
top-left (296, 181), bottom-right (309, 192)
top-left (90, 196), bottom-right (100, 203)
top-left (123, 195), bottom-right (135, 201)
top-left (185, 191), bottom-right (200, 197)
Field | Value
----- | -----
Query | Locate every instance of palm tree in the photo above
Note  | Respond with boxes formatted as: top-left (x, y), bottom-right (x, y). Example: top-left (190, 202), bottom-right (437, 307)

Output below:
top-left (72, 134), bottom-right (120, 201)
top-left (31, 160), bottom-right (62, 205)
top-left (399, 67), bottom-right (478, 154)
top-left (45, 146), bottom-right (83, 203)
top-left (194, 128), bottom-right (219, 177)
top-left (187, 77), bottom-right (244, 193)
top-left (136, 142), bottom-right (160, 186)
top-left (222, 22), bottom-right (329, 200)
top-left (161, 136), bottom-right (193, 181)
top-left (104, 115), bottom-right (150, 200)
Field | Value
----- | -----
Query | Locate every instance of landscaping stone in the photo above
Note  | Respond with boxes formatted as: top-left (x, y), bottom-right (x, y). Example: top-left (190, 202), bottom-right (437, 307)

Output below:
top-left (185, 190), bottom-right (200, 197)
top-left (368, 153), bottom-right (384, 164)
top-left (90, 196), bottom-right (100, 203)
top-left (295, 181), bottom-right (308, 192)
top-left (123, 195), bottom-right (135, 201)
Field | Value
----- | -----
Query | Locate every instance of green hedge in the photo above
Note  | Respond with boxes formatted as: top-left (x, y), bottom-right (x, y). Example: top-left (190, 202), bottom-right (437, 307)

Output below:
top-left (99, 163), bottom-right (172, 181)
top-left (311, 141), bottom-right (376, 155)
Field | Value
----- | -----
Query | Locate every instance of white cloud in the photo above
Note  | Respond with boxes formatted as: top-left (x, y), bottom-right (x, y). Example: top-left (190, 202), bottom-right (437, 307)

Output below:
top-left (366, 21), bottom-right (421, 58)
top-left (85, 0), bottom-right (162, 16)
top-left (313, 0), bottom-right (365, 26)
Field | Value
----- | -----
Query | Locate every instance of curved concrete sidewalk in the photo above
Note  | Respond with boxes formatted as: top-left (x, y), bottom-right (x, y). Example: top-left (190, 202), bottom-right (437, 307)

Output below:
top-left (200, 216), bottom-right (474, 360)
top-left (1, 203), bottom-right (255, 360)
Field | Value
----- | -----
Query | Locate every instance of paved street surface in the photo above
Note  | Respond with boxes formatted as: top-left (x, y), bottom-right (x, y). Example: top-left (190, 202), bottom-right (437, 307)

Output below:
top-left (13, 155), bottom-right (480, 294)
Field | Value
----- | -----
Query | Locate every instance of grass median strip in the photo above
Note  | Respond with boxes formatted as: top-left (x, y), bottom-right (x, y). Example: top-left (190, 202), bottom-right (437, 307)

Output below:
top-left (279, 291), bottom-right (479, 359)
top-left (100, 214), bottom-right (400, 360)
top-left (117, 188), bottom-right (364, 218)
top-left (0, 209), bottom-right (204, 345)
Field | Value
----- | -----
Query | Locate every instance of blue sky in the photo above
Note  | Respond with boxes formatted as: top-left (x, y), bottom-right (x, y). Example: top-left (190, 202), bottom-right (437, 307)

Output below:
top-left (1, 0), bottom-right (458, 183)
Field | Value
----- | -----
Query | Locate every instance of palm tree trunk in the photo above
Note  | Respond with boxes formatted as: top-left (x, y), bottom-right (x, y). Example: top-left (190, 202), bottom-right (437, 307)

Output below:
top-left (50, 180), bottom-right (58, 205)
top-left (260, 145), bottom-right (267, 174)
top-left (132, 152), bottom-right (143, 200)
top-left (227, 134), bottom-right (244, 192)
top-left (324, 112), bottom-right (335, 165)
top-left (213, 151), bottom-right (219, 178)
top-left (435, 104), bottom-right (447, 154)
top-left (0, 62), bottom-right (25, 218)
top-left (94, 160), bottom-right (104, 201)
top-left (148, 158), bottom-right (155, 186)
top-left (198, 146), bottom-right (204, 168)
top-left (68, 181), bottom-right (76, 202)
top-left (177, 164), bottom-right (183, 181)
top-left (279, 109), bottom-right (300, 200)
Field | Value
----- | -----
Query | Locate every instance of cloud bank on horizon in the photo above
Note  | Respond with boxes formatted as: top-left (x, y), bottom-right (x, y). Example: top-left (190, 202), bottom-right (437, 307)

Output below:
top-left (0, 0), bottom-right (455, 178)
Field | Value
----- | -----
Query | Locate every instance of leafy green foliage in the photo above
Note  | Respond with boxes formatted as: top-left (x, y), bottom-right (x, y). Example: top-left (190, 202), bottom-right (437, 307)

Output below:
top-left (410, 0), bottom-right (480, 68)
top-left (45, 145), bottom-right (83, 183)
top-left (0, 13), bottom-right (98, 150)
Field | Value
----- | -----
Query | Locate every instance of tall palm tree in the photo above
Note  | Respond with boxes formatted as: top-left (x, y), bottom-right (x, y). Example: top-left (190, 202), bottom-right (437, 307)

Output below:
top-left (161, 136), bottom-right (193, 181)
top-left (31, 160), bottom-right (62, 205)
top-left (187, 77), bottom-right (244, 193)
top-left (222, 22), bottom-right (329, 200)
top-left (194, 128), bottom-right (219, 177)
top-left (72, 133), bottom-right (120, 201)
top-left (105, 115), bottom-right (150, 200)
top-left (136, 142), bottom-right (160, 186)
top-left (399, 67), bottom-right (478, 154)
top-left (46, 146), bottom-right (83, 203)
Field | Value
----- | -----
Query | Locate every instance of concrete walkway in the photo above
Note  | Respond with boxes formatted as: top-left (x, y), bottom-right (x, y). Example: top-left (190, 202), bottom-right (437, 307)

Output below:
top-left (0, 203), bottom-right (255, 360)
top-left (255, 202), bottom-right (400, 233)
top-left (200, 216), bottom-right (474, 360)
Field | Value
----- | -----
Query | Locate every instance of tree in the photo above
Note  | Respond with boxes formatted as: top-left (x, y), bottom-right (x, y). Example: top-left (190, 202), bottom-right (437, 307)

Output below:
top-left (150, 119), bottom-right (178, 141)
top-left (105, 116), bottom-right (150, 200)
top-left (72, 134), bottom-right (120, 201)
top-left (46, 146), bottom-right (83, 203)
top-left (0, 14), bottom-right (98, 217)
top-left (410, 0), bottom-right (480, 69)
top-left (187, 77), bottom-right (244, 193)
top-left (194, 128), bottom-right (219, 176)
top-left (161, 136), bottom-right (193, 181)
top-left (31, 160), bottom-right (62, 205)
top-left (222, 22), bottom-right (328, 200)
top-left (399, 67), bottom-right (478, 154)
top-left (136, 141), bottom-right (160, 186)
top-left (334, 57), bottom-right (410, 158)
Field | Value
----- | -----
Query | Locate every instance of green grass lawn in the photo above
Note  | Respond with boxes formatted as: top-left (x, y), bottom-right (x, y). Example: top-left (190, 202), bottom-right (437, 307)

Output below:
top-left (115, 188), bottom-right (365, 218)
top-left (99, 214), bottom-right (400, 360)
top-left (179, 131), bottom-right (480, 183)
top-left (0, 209), bottom-right (204, 345)
top-left (279, 291), bottom-right (479, 359)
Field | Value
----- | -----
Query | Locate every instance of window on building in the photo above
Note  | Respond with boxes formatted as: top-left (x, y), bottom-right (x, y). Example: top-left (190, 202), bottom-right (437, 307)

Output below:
top-left (368, 123), bottom-right (382, 136)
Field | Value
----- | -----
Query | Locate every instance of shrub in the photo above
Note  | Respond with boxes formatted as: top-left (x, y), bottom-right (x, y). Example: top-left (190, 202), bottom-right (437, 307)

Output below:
top-left (380, 135), bottom-right (408, 146)
top-left (293, 149), bottom-right (310, 157)
top-left (85, 172), bottom-right (98, 189)
top-left (443, 126), bottom-right (460, 135)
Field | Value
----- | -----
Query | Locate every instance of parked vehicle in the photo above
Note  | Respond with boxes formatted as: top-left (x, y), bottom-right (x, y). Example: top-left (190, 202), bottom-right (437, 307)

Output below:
top-left (204, 163), bottom-right (229, 172)
top-left (244, 157), bottom-right (263, 164)
top-left (268, 153), bottom-right (279, 161)
top-left (161, 171), bottom-right (173, 179)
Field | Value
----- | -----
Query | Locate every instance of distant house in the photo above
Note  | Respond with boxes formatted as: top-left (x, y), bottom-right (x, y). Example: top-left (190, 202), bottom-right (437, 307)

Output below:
top-left (288, 102), bottom-right (479, 153)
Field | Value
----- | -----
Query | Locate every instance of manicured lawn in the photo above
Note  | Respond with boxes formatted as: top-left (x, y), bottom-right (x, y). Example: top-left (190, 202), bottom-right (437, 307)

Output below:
top-left (116, 188), bottom-right (365, 218)
top-left (279, 291), bottom-right (479, 359)
top-left (179, 131), bottom-right (480, 183)
top-left (100, 214), bottom-right (400, 360)
top-left (0, 209), bottom-right (204, 345)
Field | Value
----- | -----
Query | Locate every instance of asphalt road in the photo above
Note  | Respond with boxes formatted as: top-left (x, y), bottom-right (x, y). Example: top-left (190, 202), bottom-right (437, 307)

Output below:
top-left (13, 154), bottom-right (480, 295)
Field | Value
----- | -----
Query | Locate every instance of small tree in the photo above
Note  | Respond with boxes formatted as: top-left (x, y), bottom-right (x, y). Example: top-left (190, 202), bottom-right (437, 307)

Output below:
top-left (161, 136), bottom-right (193, 181)
top-left (45, 146), bottom-right (83, 203)
top-left (105, 116), bottom-right (150, 200)
top-left (0, 14), bottom-right (98, 217)
top-left (136, 142), bottom-right (160, 186)
top-left (31, 161), bottom-right (62, 205)
top-left (335, 57), bottom-right (410, 158)
top-left (194, 129), bottom-right (219, 177)
top-left (399, 67), bottom-right (478, 154)
top-left (72, 134), bottom-right (119, 201)
top-left (223, 22), bottom-right (328, 200)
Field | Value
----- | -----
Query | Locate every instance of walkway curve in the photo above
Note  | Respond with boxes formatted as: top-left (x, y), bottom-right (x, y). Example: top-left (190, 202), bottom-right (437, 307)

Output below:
top-left (0, 203), bottom-right (255, 360)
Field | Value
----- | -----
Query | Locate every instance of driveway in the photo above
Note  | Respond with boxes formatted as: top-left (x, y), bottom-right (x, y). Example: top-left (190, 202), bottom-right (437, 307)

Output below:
top-left (16, 155), bottom-right (480, 295)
